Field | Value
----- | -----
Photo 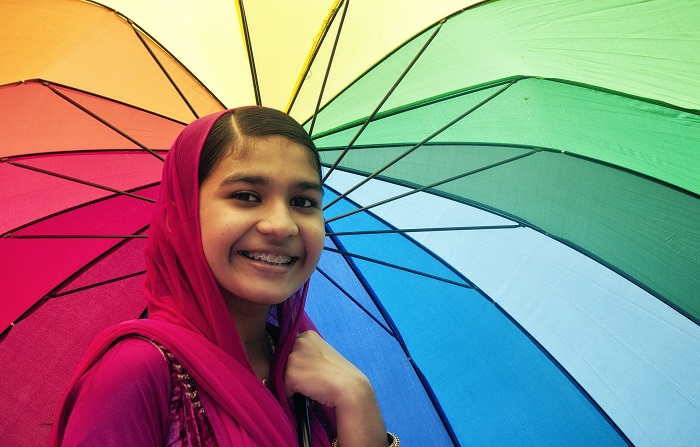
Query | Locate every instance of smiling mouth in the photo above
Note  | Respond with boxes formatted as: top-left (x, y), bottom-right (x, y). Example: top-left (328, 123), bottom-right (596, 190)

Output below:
top-left (239, 251), bottom-right (296, 267)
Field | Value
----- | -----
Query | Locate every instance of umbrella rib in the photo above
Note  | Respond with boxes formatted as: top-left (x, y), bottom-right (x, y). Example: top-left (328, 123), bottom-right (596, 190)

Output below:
top-left (325, 224), bottom-right (522, 236)
top-left (44, 82), bottom-right (166, 162)
top-left (50, 270), bottom-right (147, 299)
top-left (307, 0), bottom-right (350, 136)
top-left (327, 234), bottom-right (464, 447)
top-left (127, 20), bottom-right (200, 120)
top-left (313, 77), bottom-right (521, 141)
top-left (320, 19), bottom-right (446, 183)
top-left (315, 267), bottom-right (395, 337)
top-left (6, 160), bottom-right (156, 203)
top-left (46, 223), bottom-right (150, 301)
top-left (325, 149), bottom-right (537, 223)
top-left (0, 182), bottom-right (159, 238)
top-left (237, 0), bottom-right (262, 106)
top-left (322, 80), bottom-right (516, 211)
top-left (323, 246), bottom-right (471, 289)
top-left (2, 225), bottom-right (149, 338)
top-left (286, 0), bottom-right (346, 114)
top-left (7, 234), bottom-right (147, 239)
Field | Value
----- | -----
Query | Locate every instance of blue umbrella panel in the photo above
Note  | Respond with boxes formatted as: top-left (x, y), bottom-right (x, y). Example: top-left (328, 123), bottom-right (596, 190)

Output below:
top-left (306, 185), bottom-right (628, 446)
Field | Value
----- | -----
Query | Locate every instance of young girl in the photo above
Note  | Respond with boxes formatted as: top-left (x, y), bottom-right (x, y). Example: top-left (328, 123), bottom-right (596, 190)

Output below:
top-left (49, 107), bottom-right (398, 446)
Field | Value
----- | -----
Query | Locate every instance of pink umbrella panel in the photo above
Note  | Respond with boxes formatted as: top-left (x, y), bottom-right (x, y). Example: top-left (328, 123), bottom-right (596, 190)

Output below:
top-left (0, 80), bottom-right (187, 446)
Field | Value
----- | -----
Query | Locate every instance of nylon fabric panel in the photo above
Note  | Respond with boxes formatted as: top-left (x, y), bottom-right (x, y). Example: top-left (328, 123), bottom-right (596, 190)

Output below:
top-left (95, 0), bottom-right (256, 109)
top-left (323, 188), bottom-right (626, 445)
top-left (58, 236), bottom-right (148, 294)
top-left (0, 162), bottom-right (104, 234)
top-left (98, 0), bottom-right (483, 120)
top-left (0, 82), bottom-right (140, 154)
top-left (309, 235), bottom-right (454, 446)
top-left (326, 171), bottom-right (700, 446)
top-left (325, 191), bottom-right (464, 283)
top-left (314, 78), bottom-right (700, 195)
top-left (0, 241), bottom-right (148, 447)
top-left (0, 82), bottom-right (184, 156)
top-left (314, 78), bottom-right (700, 324)
top-left (439, 80), bottom-right (700, 195)
top-left (135, 32), bottom-right (224, 119)
top-left (0, 0), bottom-right (221, 122)
top-left (15, 152), bottom-right (163, 192)
top-left (236, 0), bottom-right (342, 110)
top-left (0, 185), bottom-right (157, 331)
top-left (308, 0), bottom-right (700, 134)
top-left (318, 236), bottom-right (389, 330)
top-left (56, 85), bottom-right (185, 149)
top-left (303, 22), bottom-right (442, 135)
top-left (0, 152), bottom-right (163, 234)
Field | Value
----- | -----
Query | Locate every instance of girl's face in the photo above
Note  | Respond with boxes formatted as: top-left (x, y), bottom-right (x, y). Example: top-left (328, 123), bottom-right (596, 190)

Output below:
top-left (198, 135), bottom-right (325, 312)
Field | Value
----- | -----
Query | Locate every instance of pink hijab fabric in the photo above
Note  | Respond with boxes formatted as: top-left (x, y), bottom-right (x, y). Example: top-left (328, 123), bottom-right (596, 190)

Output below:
top-left (50, 109), bottom-right (333, 446)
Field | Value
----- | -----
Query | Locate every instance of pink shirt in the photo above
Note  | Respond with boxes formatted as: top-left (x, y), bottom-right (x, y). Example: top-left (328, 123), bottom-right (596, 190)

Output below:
top-left (61, 337), bottom-right (217, 446)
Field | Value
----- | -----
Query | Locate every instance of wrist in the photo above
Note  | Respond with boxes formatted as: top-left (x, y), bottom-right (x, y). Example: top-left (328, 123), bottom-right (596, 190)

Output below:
top-left (331, 432), bottom-right (399, 447)
top-left (335, 374), bottom-right (374, 411)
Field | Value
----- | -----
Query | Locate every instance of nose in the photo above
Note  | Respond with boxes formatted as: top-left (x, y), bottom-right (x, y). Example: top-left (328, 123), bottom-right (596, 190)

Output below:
top-left (257, 201), bottom-right (298, 238)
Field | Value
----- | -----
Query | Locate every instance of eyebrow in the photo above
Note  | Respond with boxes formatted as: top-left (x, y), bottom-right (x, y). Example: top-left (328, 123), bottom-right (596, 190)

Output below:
top-left (219, 174), bottom-right (323, 193)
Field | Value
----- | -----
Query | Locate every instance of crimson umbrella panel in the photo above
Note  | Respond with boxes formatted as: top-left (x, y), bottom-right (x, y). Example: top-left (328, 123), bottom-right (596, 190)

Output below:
top-left (0, 81), bottom-right (184, 447)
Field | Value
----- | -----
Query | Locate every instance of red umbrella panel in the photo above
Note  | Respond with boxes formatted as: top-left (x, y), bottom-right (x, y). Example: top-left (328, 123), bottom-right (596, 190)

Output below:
top-left (0, 80), bottom-right (185, 329)
top-left (0, 80), bottom-right (186, 446)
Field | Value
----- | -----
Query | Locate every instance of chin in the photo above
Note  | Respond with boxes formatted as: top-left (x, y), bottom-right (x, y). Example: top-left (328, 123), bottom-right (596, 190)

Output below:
top-left (221, 283), bottom-right (303, 307)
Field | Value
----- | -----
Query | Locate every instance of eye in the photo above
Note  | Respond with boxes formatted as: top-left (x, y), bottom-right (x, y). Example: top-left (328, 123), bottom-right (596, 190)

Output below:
top-left (229, 191), bottom-right (260, 203)
top-left (290, 196), bottom-right (318, 209)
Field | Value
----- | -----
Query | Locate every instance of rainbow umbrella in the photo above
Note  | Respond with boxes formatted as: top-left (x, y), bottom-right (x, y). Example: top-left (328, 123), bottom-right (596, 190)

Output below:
top-left (1, 1), bottom-right (699, 446)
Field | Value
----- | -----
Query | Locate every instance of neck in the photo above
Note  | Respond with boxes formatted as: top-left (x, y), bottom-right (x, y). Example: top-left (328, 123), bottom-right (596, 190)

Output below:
top-left (223, 294), bottom-right (273, 380)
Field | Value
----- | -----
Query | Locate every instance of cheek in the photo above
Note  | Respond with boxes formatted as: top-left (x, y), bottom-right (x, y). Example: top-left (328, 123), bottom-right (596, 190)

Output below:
top-left (199, 214), bottom-right (232, 265)
top-left (308, 222), bottom-right (326, 261)
top-left (199, 229), bottom-right (218, 270)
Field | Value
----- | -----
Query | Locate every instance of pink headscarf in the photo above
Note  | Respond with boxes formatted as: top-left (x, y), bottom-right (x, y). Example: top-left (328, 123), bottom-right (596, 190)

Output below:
top-left (50, 109), bottom-right (333, 446)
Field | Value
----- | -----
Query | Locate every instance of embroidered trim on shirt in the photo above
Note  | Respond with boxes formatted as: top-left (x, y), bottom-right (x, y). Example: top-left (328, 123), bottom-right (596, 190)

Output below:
top-left (136, 336), bottom-right (206, 414)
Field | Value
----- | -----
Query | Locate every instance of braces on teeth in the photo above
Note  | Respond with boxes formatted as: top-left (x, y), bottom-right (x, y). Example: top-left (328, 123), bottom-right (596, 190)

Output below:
top-left (242, 252), bottom-right (293, 265)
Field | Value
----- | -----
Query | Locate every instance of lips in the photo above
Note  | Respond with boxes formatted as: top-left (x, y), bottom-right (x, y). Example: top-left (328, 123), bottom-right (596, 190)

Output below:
top-left (239, 251), bottom-right (296, 267)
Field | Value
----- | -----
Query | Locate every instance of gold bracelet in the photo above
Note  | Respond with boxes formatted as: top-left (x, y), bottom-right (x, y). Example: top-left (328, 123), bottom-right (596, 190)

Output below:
top-left (388, 432), bottom-right (400, 446)
top-left (331, 432), bottom-right (399, 447)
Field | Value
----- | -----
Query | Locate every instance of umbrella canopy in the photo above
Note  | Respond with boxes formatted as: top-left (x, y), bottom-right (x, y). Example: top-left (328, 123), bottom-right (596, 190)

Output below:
top-left (308, 1), bottom-right (700, 444)
top-left (1, 0), bottom-right (699, 446)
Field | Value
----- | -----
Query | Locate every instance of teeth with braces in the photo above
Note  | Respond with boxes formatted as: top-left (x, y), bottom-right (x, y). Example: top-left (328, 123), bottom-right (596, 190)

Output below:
top-left (241, 251), bottom-right (294, 266)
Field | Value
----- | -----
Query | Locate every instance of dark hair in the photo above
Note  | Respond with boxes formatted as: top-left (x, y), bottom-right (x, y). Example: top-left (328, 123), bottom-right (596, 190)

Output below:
top-left (198, 106), bottom-right (321, 185)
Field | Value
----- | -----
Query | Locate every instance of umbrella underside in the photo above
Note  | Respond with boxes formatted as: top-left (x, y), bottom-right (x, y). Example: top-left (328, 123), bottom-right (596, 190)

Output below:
top-left (2, 0), bottom-right (699, 446)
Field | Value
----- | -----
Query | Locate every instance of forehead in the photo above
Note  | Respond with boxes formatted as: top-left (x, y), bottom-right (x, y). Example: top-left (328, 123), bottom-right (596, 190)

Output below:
top-left (210, 135), bottom-right (320, 182)
top-left (226, 135), bottom-right (319, 176)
